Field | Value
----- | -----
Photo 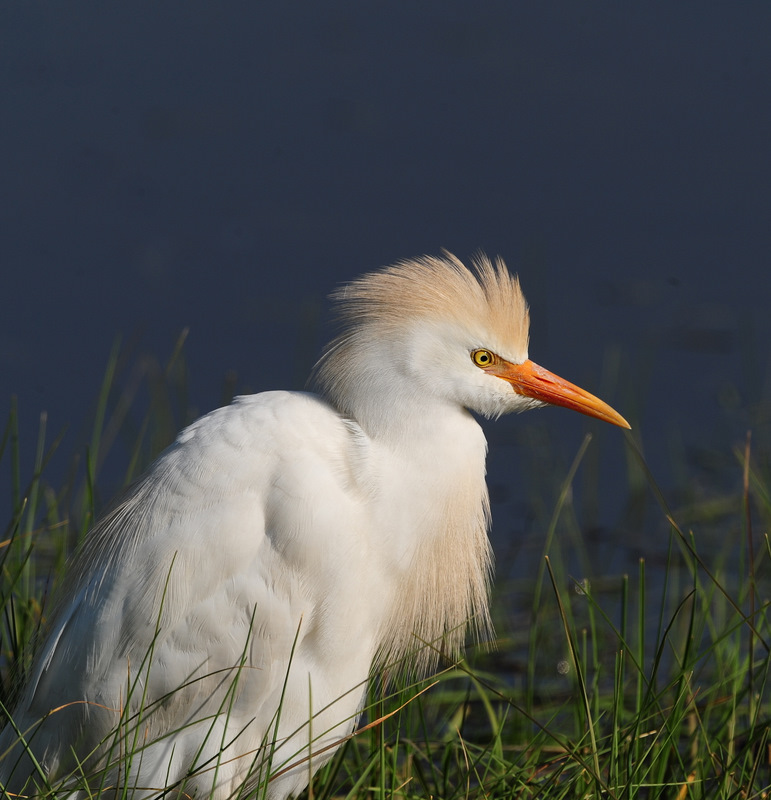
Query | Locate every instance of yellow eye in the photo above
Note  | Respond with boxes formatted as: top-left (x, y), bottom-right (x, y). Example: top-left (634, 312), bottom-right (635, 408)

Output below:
top-left (471, 349), bottom-right (496, 368)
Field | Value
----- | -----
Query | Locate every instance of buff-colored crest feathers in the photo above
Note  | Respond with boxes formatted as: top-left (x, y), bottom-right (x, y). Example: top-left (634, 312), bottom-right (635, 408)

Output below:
top-left (328, 251), bottom-right (529, 357)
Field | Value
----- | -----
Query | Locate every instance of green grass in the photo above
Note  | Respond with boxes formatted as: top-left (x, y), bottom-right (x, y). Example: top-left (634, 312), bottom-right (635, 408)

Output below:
top-left (2, 339), bottom-right (770, 798)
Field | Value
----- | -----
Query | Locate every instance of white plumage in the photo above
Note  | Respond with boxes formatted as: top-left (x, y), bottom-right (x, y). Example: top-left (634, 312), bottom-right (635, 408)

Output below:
top-left (0, 253), bottom-right (629, 798)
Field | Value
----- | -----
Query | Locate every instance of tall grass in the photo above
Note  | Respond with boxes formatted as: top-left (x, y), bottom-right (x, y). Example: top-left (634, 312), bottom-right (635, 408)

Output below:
top-left (1, 339), bottom-right (770, 798)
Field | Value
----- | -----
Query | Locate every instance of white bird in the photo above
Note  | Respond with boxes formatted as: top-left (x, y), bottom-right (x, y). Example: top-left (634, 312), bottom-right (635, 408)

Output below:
top-left (0, 252), bottom-right (629, 799)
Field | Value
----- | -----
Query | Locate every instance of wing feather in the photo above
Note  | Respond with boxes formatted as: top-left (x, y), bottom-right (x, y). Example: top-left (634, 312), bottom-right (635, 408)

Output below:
top-left (1, 391), bottom-right (372, 792)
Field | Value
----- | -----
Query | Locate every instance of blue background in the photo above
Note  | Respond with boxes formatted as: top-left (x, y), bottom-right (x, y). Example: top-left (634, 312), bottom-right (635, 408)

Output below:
top-left (2, 3), bottom-right (769, 557)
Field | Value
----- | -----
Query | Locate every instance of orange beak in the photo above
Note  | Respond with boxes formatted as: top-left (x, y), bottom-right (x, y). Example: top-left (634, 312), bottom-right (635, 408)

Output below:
top-left (489, 358), bottom-right (631, 429)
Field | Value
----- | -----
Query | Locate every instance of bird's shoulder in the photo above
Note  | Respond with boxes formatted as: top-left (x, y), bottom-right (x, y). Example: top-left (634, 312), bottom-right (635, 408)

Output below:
top-left (151, 389), bottom-right (368, 489)
top-left (178, 389), bottom-right (353, 449)
top-left (84, 389), bottom-right (371, 573)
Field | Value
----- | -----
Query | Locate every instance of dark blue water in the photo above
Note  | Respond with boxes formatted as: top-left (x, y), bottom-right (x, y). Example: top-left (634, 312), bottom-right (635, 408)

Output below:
top-left (2, 3), bottom-right (769, 569)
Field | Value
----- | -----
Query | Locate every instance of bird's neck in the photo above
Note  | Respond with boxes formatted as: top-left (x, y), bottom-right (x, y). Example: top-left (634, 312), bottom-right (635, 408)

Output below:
top-left (314, 346), bottom-right (496, 671)
top-left (367, 405), bottom-right (494, 674)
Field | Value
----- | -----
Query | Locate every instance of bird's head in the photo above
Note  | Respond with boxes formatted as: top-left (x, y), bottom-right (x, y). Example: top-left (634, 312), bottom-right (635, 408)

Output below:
top-left (312, 252), bottom-right (629, 436)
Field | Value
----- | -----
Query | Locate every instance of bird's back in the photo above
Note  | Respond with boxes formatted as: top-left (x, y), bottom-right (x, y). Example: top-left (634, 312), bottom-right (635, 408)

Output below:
top-left (0, 391), bottom-right (379, 798)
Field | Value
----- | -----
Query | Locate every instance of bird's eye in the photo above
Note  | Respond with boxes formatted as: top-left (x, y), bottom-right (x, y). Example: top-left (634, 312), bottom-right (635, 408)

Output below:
top-left (471, 349), bottom-right (496, 368)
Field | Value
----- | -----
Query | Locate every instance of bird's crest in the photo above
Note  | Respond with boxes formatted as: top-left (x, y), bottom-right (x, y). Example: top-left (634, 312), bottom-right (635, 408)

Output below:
top-left (328, 251), bottom-right (529, 360)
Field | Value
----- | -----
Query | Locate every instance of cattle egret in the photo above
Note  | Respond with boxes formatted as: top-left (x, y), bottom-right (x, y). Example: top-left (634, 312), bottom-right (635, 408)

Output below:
top-left (0, 252), bottom-right (629, 799)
